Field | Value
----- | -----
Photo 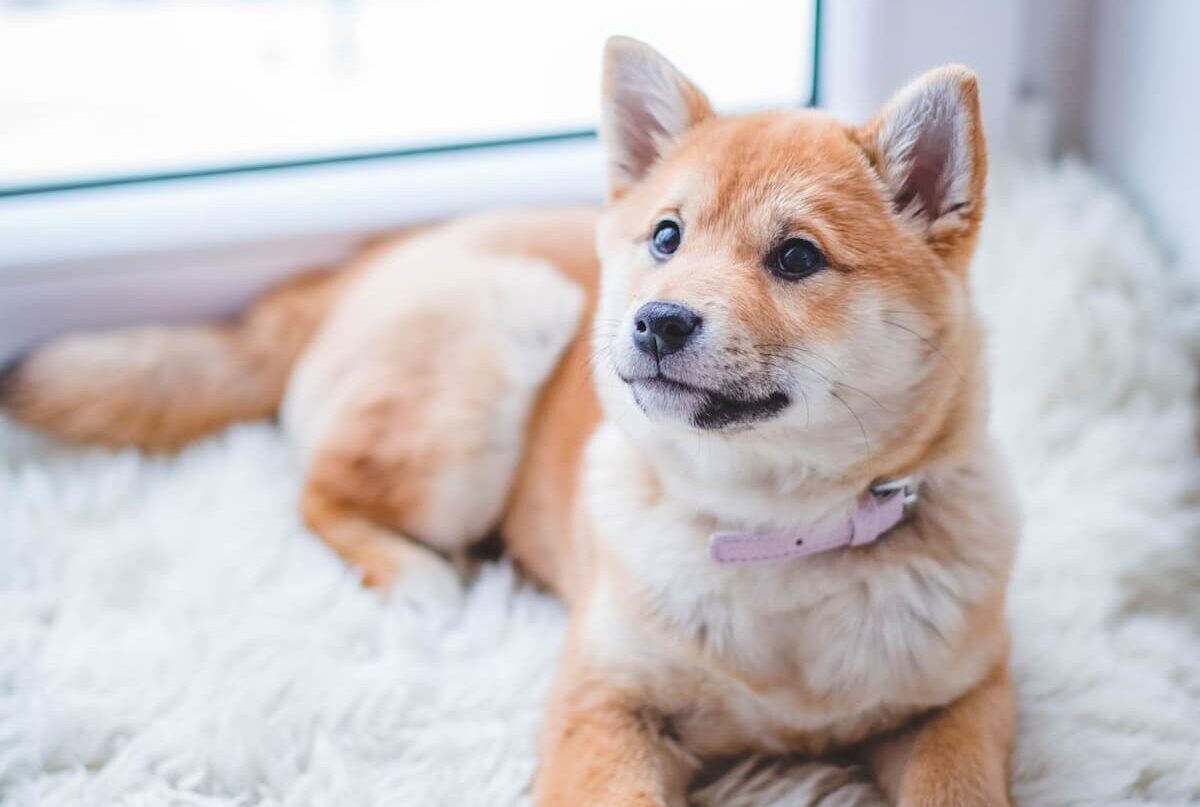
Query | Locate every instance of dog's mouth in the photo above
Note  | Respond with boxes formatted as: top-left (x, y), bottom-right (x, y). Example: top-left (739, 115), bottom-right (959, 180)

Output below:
top-left (621, 373), bottom-right (790, 430)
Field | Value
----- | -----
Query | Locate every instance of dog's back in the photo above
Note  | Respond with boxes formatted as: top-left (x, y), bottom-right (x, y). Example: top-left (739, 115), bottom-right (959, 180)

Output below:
top-left (1, 206), bottom-right (604, 595)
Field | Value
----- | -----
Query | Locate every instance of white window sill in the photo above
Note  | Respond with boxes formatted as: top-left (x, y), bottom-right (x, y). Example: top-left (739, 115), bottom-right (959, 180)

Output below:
top-left (0, 136), bottom-right (604, 362)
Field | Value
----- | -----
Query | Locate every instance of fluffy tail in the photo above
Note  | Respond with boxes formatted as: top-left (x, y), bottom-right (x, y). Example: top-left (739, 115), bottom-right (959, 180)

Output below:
top-left (0, 269), bottom-right (345, 451)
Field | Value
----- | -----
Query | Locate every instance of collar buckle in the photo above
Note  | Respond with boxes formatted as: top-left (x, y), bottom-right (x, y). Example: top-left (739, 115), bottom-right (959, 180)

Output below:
top-left (870, 476), bottom-right (920, 517)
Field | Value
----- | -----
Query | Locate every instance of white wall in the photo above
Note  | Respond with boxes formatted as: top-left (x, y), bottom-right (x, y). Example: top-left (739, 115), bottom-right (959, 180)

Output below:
top-left (1083, 0), bottom-right (1200, 274)
top-left (1018, 0), bottom-right (1200, 273)
top-left (820, 0), bottom-right (1023, 143)
top-left (843, 0), bottom-right (1200, 274)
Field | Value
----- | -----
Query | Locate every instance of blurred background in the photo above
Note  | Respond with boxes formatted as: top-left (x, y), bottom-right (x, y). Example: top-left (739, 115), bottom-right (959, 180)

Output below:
top-left (0, 0), bottom-right (1196, 359)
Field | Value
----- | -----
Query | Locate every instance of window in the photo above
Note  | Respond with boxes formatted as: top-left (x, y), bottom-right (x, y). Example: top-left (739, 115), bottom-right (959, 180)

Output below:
top-left (0, 0), bottom-right (817, 195)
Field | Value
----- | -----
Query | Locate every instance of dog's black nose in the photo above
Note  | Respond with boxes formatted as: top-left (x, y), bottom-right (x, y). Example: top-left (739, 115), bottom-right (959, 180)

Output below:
top-left (632, 301), bottom-right (701, 358)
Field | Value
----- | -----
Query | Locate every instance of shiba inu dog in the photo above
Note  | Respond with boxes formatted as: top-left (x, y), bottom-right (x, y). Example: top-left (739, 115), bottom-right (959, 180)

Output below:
top-left (2, 37), bottom-right (1017, 805)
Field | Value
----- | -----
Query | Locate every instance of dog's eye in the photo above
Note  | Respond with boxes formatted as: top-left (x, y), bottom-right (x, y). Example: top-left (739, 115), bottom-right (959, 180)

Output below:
top-left (769, 238), bottom-right (826, 280)
top-left (650, 218), bottom-right (682, 260)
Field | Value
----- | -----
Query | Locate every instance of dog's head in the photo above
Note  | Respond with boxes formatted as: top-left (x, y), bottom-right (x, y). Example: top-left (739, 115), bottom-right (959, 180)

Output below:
top-left (592, 37), bottom-right (988, 476)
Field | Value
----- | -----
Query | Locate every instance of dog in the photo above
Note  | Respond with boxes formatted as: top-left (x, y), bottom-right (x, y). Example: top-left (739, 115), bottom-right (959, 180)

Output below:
top-left (2, 37), bottom-right (1018, 805)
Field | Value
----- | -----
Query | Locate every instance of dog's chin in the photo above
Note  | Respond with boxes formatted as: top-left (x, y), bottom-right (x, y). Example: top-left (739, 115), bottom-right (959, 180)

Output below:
top-left (624, 375), bottom-right (790, 431)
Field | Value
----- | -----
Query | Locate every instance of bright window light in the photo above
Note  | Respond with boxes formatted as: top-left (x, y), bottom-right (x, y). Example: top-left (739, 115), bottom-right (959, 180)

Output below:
top-left (0, 0), bottom-right (816, 194)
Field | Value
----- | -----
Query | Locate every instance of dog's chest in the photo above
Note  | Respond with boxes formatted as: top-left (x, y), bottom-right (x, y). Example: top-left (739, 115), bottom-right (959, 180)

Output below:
top-left (581, 433), bottom-right (1000, 756)
top-left (587, 545), bottom-right (975, 756)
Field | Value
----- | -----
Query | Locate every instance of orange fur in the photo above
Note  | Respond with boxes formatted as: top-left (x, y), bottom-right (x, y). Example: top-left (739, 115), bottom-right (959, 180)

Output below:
top-left (0, 268), bottom-right (346, 450)
top-left (535, 628), bottom-right (696, 807)
top-left (300, 483), bottom-right (421, 589)
top-left (868, 663), bottom-right (1015, 805)
top-left (267, 208), bottom-right (592, 597)
top-left (2, 39), bottom-right (1016, 806)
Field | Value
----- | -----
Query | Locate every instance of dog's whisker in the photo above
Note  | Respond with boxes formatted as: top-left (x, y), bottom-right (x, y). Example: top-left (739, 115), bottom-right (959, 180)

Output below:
top-left (881, 308), bottom-right (970, 318)
top-left (882, 319), bottom-right (963, 380)
top-left (833, 382), bottom-right (888, 412)
top-left (798, 386), bottom-right (811, 429)
top-left (831, 389), bottom-right (870, 451)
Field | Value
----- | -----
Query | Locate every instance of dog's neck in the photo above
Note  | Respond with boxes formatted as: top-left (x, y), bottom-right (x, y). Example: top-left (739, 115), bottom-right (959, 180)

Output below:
top-left (619, 427), bottom-right (873, 528)
top-left (619, 378), bottom-right (985, 534)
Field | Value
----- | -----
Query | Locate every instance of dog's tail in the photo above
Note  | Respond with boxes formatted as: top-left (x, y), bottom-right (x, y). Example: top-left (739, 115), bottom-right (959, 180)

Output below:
top-left (0, 268), bottom-right (346, 451)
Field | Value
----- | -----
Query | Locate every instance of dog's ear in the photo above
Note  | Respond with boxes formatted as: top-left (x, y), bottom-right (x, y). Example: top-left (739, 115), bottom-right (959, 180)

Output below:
top-left (859, 65), bottom-right (987, 263)
top-left (601, 36), bottom-right (713, 200)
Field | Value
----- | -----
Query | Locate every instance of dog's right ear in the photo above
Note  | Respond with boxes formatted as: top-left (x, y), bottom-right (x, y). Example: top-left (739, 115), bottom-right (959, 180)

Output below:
top-left (601, 37), bottom-right (713, 200)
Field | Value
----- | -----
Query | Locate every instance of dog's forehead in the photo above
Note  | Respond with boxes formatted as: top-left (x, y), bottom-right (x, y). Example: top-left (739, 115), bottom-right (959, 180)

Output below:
top-left (668, 111), bottom-right (879, 235)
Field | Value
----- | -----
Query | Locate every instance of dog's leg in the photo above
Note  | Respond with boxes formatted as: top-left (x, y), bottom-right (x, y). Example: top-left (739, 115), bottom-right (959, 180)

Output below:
top-left (865, 664), bottom-right (1014, 806)
top-left (291, 302), bottom-right (575, 601)
top-left (287, 243), bottom-right (586, 603)
top-left (301, 483), bottom-right (463, 605)
top-left (534, 632), bottom-right (695, 807)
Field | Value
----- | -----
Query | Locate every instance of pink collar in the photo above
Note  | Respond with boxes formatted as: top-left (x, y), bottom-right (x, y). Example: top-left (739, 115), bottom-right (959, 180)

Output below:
top-left (709, 477), bottom-right (919, 565)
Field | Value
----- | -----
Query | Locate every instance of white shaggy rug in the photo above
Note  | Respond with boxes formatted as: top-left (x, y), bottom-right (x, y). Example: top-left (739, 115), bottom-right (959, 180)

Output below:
top-left (3, 160), bottom-right (1200, 806)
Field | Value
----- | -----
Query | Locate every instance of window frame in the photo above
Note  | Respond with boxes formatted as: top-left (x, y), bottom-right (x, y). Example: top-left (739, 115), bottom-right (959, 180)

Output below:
top-left (0, 3), bottom-right (824, 361)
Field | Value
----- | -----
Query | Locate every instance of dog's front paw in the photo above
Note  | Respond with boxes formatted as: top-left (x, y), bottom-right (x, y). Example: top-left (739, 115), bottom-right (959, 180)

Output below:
top-left (898, 772), bottom-right (1010, 807)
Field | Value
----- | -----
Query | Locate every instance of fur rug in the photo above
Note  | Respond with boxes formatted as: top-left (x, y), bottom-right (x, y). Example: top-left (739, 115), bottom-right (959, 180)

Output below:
top-left (3, 160), bottom-right (1199, 806)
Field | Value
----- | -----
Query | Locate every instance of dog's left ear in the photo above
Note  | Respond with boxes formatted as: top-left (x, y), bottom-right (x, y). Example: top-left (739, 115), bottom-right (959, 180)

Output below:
top-left (601, 36), bottom-right (713, 200)
top-left (859, 65), bottom-right (987, 262)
